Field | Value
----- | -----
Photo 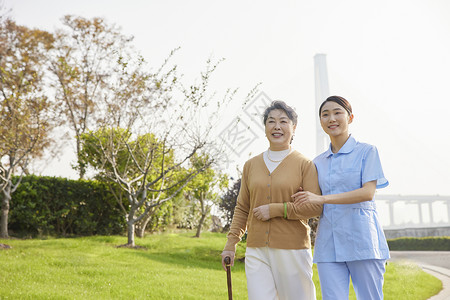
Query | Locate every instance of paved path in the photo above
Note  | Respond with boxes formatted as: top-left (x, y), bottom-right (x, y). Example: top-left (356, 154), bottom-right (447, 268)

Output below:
top-left (390, 251), bottom-right (450, 300)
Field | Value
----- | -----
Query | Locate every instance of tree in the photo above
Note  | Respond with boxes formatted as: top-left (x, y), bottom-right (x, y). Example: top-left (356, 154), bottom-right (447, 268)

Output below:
top-left (50, 15), bottom-right (133, 179)
top-left (79, 50), bottom-right (234, 246)
top-left (80, 128), bottom-right (186, 243)
top-left (0, 19), bottom-right (55, 238)
top-left (185, 154), bottom-right (228, 238)
top-left (219, 178), bottom-right (241, 232)
top-left (308, 217), bottom-right (319, 247)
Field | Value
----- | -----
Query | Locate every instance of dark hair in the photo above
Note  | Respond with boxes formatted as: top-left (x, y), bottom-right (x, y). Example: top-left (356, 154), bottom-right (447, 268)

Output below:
top-left (319, 95), bottom-right (352, 117)
top-left (263, 100), bottom-right (298, 126)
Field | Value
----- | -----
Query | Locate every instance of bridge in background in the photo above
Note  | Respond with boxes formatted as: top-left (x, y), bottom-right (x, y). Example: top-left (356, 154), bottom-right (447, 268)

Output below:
top-left (374, 194), bottom-right (450, 238)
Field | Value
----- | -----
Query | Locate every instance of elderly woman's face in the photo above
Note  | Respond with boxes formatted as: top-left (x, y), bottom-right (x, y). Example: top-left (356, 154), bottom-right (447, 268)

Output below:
top-left (265, 109), bottom-right (296, 150)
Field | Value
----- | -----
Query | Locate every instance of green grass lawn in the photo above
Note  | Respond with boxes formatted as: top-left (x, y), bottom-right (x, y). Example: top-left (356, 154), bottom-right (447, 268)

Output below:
top-left (0, 232), bottom-right (442, 299)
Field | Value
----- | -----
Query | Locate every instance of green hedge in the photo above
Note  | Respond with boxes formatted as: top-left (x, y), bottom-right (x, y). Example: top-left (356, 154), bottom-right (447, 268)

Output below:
top-left (8, 175), bottom-right (125, 237)
top-left (388, 237), bottom-right (450, 251)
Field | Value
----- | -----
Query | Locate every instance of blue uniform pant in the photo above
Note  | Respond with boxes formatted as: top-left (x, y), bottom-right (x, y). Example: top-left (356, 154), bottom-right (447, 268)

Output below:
top-left (317, 259), bottom-right (386, 300)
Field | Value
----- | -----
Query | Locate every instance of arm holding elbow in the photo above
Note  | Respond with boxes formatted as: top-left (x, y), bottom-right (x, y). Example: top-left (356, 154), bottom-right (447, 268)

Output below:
top-left (293, 180), bottom-right (377, 206)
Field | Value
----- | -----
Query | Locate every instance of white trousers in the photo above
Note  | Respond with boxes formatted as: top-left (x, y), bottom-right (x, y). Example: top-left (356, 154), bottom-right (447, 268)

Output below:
top-left (317, 259), bottom-right (386, 300)
top-left (245, 247), bottom-right (316, 300)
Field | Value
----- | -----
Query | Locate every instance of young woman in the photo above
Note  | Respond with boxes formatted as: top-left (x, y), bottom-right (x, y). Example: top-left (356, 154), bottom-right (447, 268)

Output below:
top-left (292, 95), bottom-right (390, 299)
top-left (221, 100), bottom-right (323, 300)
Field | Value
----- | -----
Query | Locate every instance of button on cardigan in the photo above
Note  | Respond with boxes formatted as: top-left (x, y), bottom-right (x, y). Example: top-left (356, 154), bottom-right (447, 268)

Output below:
top-left (224, 150), bottom-right (323, 252)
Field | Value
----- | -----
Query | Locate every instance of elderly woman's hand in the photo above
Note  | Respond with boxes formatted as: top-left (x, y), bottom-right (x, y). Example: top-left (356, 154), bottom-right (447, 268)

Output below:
top-left (253, 204), bottom-right (270, 221)
top-left (221, 250), bottom-right (235, 271)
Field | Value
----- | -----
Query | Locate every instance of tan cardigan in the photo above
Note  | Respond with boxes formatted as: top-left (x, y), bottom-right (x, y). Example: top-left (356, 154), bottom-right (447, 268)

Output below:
top-left (223, 151), bottom-right (322, 252)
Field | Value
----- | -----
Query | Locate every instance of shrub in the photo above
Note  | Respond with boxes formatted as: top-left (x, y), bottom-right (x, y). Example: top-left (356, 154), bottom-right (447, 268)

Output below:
top-left (8, 175), bottom-right (125, 237)
top-left (387, 237), bottom-right (450, 251)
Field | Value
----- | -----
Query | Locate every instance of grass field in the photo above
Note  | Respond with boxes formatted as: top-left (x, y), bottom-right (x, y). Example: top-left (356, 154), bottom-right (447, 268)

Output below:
top-left (0, 232), bottom-right (442, 299)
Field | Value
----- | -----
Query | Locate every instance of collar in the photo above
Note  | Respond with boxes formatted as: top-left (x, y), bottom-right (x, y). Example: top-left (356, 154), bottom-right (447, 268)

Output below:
top-left (325, 135), bottom-right (357, 157)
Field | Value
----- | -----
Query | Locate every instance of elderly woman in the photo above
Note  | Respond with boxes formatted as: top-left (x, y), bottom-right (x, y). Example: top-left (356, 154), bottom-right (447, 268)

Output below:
top-left (221, 100), bottom-right (323, 300)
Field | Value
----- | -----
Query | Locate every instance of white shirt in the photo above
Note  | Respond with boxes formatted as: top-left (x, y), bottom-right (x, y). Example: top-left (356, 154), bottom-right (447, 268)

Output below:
top-left (263, 148), bottom-right (292, 173)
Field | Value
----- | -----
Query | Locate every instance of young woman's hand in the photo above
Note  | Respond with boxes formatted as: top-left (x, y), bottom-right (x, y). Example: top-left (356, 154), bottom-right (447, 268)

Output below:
top-left (253, 204), bottom-right (270, 221)
top-left (292, 191), bottom-right (325, 206)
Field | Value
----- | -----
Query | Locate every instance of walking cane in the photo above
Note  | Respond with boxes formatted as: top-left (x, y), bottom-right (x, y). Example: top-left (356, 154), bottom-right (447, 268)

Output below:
top-left (224, 256), bottom-right (233, 300)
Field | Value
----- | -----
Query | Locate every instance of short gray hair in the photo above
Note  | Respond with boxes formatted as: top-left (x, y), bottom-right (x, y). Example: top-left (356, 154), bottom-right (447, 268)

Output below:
top-left (263, 100), bottom-right (298, 126)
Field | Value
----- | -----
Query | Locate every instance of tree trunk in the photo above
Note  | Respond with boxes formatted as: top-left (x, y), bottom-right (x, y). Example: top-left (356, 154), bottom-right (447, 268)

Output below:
top-left (127, 221), bottom-right (135, 246)
top-left (195, 196), bottom-right (207, 238)
top-left (0, 188), bottom-right (11, 238)
top-left (136, 213), bottom-right (152, 238)
top-left (195, 213), bottom-right (207, 238)
top-left (76, 138), bottom-right (86, 180)
top-left (135, 225), bottom-right (145, 239)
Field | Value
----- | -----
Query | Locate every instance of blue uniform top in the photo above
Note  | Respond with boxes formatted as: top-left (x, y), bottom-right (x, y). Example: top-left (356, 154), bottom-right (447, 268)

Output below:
top-left (313, 135), bottom-right (390, 263)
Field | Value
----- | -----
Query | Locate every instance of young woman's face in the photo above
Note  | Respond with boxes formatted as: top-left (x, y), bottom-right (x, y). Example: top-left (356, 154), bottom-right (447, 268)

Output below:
top-left (265, 109), bottom-right (296, 150)
top-left (319, 101), bottom-right (353, 138)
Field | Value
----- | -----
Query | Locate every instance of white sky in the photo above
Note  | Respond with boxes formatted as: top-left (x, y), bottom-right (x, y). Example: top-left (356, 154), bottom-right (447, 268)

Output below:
top-left (4, 0), bottom-right (450, 197)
